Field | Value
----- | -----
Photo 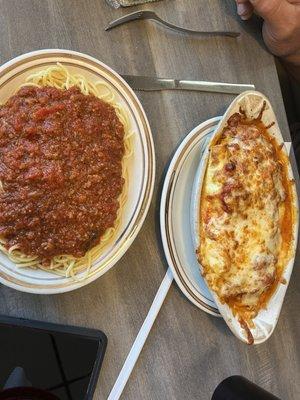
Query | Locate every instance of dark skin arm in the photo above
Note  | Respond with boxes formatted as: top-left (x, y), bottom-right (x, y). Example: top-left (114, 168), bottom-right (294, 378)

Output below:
top-left (235, 0), bottom-right (300, 82)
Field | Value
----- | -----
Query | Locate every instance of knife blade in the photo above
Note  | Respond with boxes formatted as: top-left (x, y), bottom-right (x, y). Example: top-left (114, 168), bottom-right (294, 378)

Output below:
top-left (121, 75), bottom-right (255, 94)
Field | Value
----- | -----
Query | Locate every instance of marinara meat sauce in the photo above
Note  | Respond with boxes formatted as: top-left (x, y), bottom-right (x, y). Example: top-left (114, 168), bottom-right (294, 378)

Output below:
top-left (0, 86), bottom-right (125, 263)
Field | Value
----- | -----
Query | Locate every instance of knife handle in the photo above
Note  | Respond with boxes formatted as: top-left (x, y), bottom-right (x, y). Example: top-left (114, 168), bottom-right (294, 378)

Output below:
top-left (177, 80), bottom-right (255, 94)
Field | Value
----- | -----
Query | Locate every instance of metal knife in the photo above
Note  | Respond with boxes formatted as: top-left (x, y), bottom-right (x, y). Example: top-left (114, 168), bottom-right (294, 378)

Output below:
top-left (121, 75), bottom-right (255, 94)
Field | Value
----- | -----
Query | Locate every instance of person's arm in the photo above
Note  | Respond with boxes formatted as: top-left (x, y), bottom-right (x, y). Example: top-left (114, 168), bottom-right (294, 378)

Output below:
top-left (236, 0), bottom-right (300, 81)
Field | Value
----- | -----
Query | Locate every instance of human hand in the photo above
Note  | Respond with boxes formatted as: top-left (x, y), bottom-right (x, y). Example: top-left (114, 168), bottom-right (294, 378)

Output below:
top-left (235, 0), bottom-right (300, 72)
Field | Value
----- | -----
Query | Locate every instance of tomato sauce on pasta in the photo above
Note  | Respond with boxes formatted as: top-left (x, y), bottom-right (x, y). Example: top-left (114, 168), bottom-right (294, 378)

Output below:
top-left (0, 85), bottom-right (125, 262)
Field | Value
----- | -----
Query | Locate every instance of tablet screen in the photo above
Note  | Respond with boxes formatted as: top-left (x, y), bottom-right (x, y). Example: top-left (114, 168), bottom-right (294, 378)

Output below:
top-left (0, 317), bottom-right (107, 400)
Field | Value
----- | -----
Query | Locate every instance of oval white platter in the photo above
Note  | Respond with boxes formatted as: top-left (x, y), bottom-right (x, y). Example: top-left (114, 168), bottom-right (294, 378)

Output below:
top-left (191, 91), bottom-right (299, 344)
top-left (160, 117), bottom-right (222, 316)
top-left (0, 49), bottom-right (155, 294)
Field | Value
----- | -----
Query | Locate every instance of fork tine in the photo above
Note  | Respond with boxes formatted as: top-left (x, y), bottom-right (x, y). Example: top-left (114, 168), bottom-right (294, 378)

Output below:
top-left (105, 11), bottom-right (146, 31)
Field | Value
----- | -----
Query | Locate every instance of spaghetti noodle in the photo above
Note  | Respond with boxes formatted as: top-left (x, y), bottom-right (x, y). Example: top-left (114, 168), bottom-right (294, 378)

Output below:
top-left (0, 63), bottom-right (133, 278)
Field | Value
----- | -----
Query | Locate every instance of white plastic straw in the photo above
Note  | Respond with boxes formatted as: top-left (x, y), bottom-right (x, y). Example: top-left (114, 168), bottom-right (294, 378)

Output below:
top-left (108, 267), bottom-right (173, 400)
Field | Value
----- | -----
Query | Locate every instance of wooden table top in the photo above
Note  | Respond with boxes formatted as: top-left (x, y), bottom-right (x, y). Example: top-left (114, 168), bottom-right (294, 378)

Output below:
top-left (0, 1), bottom-right (299, 399)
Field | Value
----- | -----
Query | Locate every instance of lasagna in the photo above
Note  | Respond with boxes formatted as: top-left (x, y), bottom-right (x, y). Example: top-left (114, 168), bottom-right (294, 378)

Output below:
top-left (198, 111), bottom-right (294, 325)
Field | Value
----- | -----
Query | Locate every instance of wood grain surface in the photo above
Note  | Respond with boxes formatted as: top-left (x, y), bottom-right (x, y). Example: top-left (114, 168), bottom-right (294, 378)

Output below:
top-left (0, 1), bottom-right (299, 399)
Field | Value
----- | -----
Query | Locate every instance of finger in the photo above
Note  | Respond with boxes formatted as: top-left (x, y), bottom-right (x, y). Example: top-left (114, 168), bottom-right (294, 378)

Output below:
top-left (236, 1), bottom-right (254, 20)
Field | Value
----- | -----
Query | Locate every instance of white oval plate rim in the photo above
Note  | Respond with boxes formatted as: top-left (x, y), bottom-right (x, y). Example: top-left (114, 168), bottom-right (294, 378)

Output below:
top-left (160, 116), bottom-right (222, 316)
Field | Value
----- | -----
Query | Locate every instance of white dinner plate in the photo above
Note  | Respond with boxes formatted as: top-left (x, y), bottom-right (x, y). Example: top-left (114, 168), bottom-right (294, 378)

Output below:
top-left (0, 49), bottom-right (155, 294)
top-left (160, 117), bottom-right (221, 316)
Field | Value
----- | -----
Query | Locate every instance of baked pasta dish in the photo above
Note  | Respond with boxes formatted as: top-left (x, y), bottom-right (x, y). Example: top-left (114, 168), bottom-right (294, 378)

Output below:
top-left (198, 108), bottom-right (295, 333)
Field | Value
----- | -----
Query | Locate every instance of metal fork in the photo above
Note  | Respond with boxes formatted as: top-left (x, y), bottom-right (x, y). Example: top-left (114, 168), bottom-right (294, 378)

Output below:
top-left (105, 10), bottom-right (240, 38)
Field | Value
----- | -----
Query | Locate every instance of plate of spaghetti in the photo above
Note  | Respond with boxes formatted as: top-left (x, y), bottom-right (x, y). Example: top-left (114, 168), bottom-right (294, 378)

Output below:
top-left (0, 49), bottom-right (155, 293)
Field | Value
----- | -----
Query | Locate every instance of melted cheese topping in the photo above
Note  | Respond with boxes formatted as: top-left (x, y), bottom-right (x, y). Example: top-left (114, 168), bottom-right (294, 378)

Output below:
top-left (198, 113), bottom-right (293, 323)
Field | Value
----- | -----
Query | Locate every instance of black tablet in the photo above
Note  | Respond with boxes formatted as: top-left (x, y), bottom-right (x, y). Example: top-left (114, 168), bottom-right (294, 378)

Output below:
top-left (0, 315), bottom-right (107, 400)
